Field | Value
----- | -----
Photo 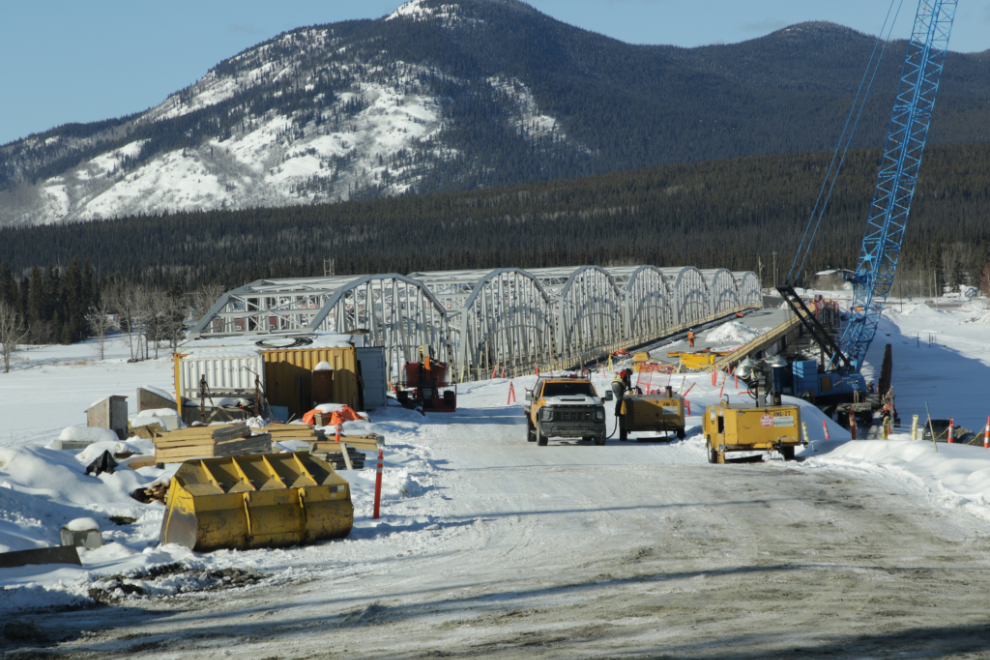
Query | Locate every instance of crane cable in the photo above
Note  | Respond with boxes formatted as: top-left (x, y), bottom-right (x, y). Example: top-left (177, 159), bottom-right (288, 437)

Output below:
top-left (786, 0), bottom-right (907, 286)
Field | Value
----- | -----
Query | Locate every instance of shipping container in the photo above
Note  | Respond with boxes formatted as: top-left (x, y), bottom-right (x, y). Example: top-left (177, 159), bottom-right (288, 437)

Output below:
top-left (174, 352), bottom-right (264, 417)
top-left (261, 346), bottom-right (361, 418)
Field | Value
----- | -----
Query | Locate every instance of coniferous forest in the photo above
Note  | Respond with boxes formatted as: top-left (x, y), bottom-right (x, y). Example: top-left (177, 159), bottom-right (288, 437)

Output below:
top-left (1, 142), bottom-right (988, 346)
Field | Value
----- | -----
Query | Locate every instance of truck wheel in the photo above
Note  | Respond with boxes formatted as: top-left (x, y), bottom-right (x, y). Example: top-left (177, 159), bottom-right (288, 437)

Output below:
top-left (527, 420), bottom-right (536, 442)
top-left (676, 427), bottom-right (686, 440)
top-left (780, 446), bottom-right (795, 461)
top-left (706, 437), bottom-right (717, 464)
top-left (593, 436), bottom-right (606, 446)
top-left (536, 427), bottom-right (548, 447)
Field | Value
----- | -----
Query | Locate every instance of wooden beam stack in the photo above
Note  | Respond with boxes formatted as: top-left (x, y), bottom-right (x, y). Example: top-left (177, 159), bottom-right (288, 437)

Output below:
top-left (153, 423), bottom-right (272, 463)
top-left (264, 423), bottom-right (325, 445)
top-left (312, 433), bottom-right (383, 453)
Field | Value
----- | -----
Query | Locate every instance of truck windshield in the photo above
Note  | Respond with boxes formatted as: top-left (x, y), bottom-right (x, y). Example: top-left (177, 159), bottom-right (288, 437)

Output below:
top-left (541, 382), bottom-right (597, 398)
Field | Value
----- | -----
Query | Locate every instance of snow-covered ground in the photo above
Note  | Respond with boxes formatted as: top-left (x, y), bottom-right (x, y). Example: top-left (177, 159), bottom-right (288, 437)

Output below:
top-left (2, 300), bottom-right (990, 656)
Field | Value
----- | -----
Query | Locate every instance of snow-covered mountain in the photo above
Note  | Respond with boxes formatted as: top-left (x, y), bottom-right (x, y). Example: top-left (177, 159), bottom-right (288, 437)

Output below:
top-left (0, 1), bottom-right (575, 226)
top-left (1, 0), bottom-right (988, 227)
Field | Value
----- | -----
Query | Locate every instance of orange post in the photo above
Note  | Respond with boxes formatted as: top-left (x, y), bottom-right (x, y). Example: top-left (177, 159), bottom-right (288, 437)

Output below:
top-left (507, 382), bottom-right (516, 405)
top-left (984, 417), bottom-right (989, 449)
top-left (948, 418), bottom-right (955, 443)
top-left (849, 414), bottom-right (857, 440)
top-left (823, 420), bottom-right (830, 441)
top-left (373, 448), bottom-right (383, 519)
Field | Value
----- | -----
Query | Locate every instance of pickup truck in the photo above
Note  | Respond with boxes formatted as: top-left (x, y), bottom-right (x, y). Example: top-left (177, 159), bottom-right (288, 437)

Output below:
top-left (524, 375), bottom-right (612, 446)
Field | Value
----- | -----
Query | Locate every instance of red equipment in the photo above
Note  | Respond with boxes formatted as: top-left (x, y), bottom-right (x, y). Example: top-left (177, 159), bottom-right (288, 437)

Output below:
top-left (396, 356), bottom-right (457, 412)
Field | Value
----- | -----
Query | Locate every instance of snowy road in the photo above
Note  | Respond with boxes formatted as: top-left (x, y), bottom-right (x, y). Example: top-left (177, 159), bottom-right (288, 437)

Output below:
top-left (29, 401), bottom-right (990, 659)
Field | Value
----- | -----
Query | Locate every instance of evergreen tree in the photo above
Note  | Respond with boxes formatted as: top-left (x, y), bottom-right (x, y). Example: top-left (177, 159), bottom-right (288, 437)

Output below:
top-left (61, 257), bottom-right (88, 344)
top-left (0, 262), bottom-right (16, 310)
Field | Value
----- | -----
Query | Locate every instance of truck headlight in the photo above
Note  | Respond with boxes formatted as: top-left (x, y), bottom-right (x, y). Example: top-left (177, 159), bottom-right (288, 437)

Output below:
top-left (594, 409), bottom-right (605, 421)
top-left (541, 407), bottom-right (554, 421)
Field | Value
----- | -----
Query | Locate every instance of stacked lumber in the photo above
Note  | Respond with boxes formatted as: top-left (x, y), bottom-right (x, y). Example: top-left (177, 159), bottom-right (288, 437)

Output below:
top-left (311, 433), bottom-right (383, 453)
top-left (324, 446), bottom-right (366, 470)
top-left (153, 423), bottom-right (272, 463)
top-left (264, 423), bottom-right (325, 444)
top-left (131, 422), bottom-right (165, 440)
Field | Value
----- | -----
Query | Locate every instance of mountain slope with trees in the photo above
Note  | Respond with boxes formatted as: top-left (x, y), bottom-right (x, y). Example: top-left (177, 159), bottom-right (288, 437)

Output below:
top-left (2, 142), bottom-right (987, 299)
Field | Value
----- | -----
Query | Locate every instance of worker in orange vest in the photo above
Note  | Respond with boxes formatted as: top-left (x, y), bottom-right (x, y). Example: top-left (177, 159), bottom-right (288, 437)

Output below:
top-left (687, 329), bottom-right (696, 348)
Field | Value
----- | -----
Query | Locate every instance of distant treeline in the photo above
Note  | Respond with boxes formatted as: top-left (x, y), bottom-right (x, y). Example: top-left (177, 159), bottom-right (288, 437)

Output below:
top-left (1, 144), bottom-right (989, 298)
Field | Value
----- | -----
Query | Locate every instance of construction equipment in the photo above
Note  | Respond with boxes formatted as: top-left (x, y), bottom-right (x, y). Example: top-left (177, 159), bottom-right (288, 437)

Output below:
top-left (159, 452), bottom-right (353, 552)
top-left (704, 401), bottom-right (803, 463)
top-left (778, 0), bottom-right (956, 421)
top-left (525, 375), bottom-right (611, 446)
top-left (396, 352), bottom-right (457, 412)
top-left (618, 386), bottom-right (686, 442)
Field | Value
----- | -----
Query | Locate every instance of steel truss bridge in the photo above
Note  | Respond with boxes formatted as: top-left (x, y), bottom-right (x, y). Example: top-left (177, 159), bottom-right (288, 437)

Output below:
top-left (189, 266), bottom-right (762, 382)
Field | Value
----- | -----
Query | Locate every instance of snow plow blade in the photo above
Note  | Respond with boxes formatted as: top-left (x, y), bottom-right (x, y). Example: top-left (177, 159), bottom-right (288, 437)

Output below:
top-left (159, 452), bottom-right (353, 552)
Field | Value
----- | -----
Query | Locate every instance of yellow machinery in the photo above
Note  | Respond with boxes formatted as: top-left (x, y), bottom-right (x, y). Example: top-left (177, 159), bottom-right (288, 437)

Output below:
top-left (160, 452), bottom-right (353, 552)
top-left (703, 401), bottom-right (803, 463)
top-left (619, 388), bottom-right (686, 441)
top-left (671, 350), bottom-right (732, 371)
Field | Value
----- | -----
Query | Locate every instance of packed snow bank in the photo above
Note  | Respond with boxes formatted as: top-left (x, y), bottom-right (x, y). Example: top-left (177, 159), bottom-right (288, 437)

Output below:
top-left (807, 436), bottom-right (990, 520)
top-left (56, 426), bottom-right (118, 444)
top-left (704, 321), bottom-right (763, 348)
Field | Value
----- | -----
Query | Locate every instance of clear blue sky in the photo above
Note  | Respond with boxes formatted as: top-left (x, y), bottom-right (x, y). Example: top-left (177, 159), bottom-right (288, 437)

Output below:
top-left (2, 0), bottom-right (988, 146)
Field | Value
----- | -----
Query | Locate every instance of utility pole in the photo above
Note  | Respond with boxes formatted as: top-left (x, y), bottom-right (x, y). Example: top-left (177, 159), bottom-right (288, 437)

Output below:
top-left (772, 251), bottom-right (777, 288)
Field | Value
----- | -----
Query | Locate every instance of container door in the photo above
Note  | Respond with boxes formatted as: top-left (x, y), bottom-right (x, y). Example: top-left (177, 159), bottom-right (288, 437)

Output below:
top-left (356, 347), bottom-right (387, 410)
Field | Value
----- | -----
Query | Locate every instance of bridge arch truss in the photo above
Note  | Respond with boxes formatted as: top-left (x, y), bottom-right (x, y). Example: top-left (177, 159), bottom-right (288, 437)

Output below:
top-left (189, 265), bottom-right (762, 382)
top-left (700, 268), bottom-right (741, 316)
top-left (733, 271), bottom-right (763, 307)
top-left (659, 267), bottom-right (709, 327)
top-left (188, 275), bottom-right (449, 380)
top-left (606, 266), bottom-right (675, 344)
top-left (528, 267), bottom-right (624, 366)
top-left (412, 269), bottom-right (555, 381)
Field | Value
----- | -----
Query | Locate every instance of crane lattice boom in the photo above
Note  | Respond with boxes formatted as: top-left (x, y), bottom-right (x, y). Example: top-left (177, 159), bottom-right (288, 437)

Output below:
top-left (839, 0), bottom-right (957, 371)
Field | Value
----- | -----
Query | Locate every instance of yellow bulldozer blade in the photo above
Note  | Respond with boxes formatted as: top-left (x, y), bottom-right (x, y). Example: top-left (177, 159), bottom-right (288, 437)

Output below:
top-left (159, 452), bottom-right (353, 552)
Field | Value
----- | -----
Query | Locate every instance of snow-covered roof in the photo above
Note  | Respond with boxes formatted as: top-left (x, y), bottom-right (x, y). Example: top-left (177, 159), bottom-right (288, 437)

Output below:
top-left (178, 332), bottom-right (353, 358)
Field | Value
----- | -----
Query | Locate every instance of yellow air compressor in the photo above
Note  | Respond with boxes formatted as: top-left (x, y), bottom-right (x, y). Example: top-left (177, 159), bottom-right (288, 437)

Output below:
top-left (703, 402), bottom-right (803, 463)
top-left (619, 387), bottom-right (686, 442)
top-left (159, 452), bottom-right (353, 552)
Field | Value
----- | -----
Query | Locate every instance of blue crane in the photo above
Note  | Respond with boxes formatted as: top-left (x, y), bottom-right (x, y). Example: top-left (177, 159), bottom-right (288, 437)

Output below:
top-left (779, 0), bottom-right (958, 378)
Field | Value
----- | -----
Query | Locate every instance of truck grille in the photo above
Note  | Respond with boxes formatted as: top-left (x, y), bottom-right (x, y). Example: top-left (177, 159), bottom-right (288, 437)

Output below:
top-left (554, 409), bottom-right (594, 421)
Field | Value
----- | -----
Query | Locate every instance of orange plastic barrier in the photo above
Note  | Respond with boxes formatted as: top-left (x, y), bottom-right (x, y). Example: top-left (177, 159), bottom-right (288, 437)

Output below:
top-left (304, 405), bottom-right (363, 427)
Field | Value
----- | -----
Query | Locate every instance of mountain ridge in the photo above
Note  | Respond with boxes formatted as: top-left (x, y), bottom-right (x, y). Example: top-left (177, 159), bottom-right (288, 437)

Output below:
top-left (1, 0), bottom-right (987, 226)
